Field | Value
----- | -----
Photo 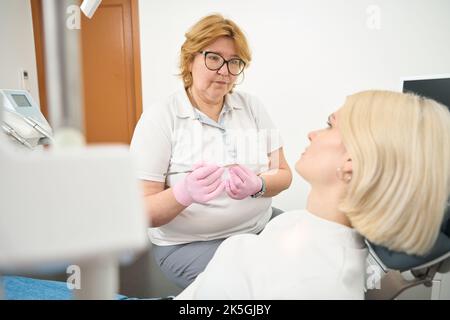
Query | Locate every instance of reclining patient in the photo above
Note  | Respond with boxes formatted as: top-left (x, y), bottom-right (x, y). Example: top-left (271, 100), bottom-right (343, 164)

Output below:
top-left (176, 90), bottom-right (450, 299)
top-left (4, 90), bottom-right (449, 300)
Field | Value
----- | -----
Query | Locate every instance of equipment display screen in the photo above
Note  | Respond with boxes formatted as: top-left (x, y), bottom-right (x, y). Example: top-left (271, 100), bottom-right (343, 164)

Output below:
top-left (403, 78), bottom-right (450, 110)
top-left (11, 94), bottom-right (32, 107)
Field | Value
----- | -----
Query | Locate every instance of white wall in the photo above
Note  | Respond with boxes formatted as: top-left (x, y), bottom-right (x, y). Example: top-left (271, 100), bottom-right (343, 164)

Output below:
top-left (0, 0), bottom-right (40, 105)
top-left (140, 0), bottom-right (450, 211)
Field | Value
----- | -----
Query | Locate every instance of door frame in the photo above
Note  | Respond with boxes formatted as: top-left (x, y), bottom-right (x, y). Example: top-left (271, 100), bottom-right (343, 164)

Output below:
top-left (30, 0), bottom-right (143, 124)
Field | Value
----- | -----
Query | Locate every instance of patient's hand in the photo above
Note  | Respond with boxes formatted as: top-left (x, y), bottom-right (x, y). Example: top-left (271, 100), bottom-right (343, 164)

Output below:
top-left (225, 164), bottom-right (262, 200)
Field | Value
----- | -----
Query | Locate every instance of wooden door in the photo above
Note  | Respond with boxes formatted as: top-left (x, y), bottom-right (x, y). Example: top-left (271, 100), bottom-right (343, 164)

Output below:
top-left (31, 0), bottom-right (143, 144)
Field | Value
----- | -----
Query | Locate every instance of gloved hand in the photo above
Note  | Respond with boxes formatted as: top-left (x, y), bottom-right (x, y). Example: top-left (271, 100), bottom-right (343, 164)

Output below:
top-left (225, 164), bottom-right (262, 200)
top-left (173, 162), bottom-right (225, 206)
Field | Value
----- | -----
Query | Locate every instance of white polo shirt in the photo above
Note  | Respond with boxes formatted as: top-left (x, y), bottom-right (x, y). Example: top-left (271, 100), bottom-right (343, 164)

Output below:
top-left (130, 88), bottom-right (283, 245)
top-left (176, 210), bottom-right (368, 299)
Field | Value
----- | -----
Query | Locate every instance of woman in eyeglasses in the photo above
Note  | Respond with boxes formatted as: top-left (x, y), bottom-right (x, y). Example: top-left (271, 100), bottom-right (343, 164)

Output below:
top-left (130, 14), bottom-right (292, 289)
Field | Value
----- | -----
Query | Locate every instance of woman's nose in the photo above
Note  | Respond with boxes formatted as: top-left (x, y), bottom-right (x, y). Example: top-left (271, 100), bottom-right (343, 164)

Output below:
top-left (217, 62), bottom-right (229, 75)
top-left (308, 129), bottom-right (323, 141)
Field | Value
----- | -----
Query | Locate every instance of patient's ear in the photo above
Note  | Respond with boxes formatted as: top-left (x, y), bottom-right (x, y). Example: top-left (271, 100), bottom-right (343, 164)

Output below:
top-left (336, 157), bottom-right (353, 183)
top-left (342, 157), bottom-right (352, 174)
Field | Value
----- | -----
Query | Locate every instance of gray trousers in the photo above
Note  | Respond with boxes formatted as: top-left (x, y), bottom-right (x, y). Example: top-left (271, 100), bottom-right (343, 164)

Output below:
top-left (152, 207), bottom-right (284, 289)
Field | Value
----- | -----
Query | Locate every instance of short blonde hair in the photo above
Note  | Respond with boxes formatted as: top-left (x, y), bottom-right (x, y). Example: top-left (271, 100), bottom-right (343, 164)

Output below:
top-left (339, 90), bottom-right (450, 255)
top-left (179, 14), bottom-right (251, 89)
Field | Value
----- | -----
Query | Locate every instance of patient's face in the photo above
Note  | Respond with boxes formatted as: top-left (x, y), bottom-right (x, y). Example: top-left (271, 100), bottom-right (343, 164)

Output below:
top-left (295, 110), bottom-right (349, 186)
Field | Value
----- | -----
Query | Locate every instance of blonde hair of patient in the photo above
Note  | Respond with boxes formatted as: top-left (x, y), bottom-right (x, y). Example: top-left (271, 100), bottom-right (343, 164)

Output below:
top-left (179, 14), bottom-right (252, 89)
top-left (339, 90), bottom-right (450, 255)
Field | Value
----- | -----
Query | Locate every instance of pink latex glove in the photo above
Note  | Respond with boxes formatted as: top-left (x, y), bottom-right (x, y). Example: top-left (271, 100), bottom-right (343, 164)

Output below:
top-left (225, 164), bottom-right (262, 200)
top-left (173, 162), bottom-right (225, 206)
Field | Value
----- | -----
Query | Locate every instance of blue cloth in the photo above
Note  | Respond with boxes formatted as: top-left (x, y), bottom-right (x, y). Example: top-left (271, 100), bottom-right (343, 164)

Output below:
top-left (2, 276), bottom-right (127, 300)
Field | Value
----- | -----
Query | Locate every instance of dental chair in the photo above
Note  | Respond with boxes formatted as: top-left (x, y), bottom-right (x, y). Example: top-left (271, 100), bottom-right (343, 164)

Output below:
top-left (365, 205), bottom-right (450, 300)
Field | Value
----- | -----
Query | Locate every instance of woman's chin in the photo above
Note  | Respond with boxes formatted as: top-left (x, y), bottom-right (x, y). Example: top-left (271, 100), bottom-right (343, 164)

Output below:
top-left (295, 160), bottom-right (313, 182)
top-left (208, 87), bottom-right (229, 99)
top-left (295, 161), bottom-right (305, 177)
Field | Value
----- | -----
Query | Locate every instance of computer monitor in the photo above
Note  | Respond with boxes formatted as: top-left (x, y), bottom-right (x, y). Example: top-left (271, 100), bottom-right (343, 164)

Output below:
top-left (401, 74), bottom-right (450, 110)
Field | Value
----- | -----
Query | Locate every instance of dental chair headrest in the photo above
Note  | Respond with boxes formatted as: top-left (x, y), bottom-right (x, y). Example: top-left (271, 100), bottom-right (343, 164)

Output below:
top-left (367, 205), bottom-right (450, 273)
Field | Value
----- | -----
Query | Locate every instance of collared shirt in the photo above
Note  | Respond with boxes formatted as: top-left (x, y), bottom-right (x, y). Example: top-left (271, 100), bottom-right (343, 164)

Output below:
top-left (130, 88), bottom-right (283, 245)
top-left (176, 210), bottom-right (368, 299)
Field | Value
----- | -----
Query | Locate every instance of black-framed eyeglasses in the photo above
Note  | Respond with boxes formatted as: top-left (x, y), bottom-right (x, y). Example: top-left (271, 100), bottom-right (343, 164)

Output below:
top-left (200, 51), bottom-right (246, 76)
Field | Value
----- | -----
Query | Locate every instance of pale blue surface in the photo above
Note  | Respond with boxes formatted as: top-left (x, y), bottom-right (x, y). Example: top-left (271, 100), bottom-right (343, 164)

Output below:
top-left (2, 276), bottom-right (127, 300)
